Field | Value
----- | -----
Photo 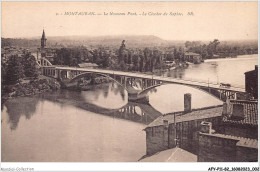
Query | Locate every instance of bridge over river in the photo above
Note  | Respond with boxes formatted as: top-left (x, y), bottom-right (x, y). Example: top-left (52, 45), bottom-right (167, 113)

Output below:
top-left (41, 65), bottom-right (250, 102)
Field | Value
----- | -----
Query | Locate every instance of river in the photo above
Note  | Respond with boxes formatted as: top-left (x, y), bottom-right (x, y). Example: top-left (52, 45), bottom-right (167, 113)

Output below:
top-left (164, 54), bottom-right (258, 88)
top-left (1, 54), bottom-right (257, 162)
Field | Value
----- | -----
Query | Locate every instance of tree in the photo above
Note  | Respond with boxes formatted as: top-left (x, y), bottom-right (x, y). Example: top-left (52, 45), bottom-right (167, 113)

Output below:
top-left (207, 39), bottom-right (220, 58)
top-left (118, 40), bottom-right (126, 63)
top-left (185, 41), bottom-right (191, 48)
top-left (5, 55), bottom-right (24, 85)
top-left (132, 54), bottom-right (140, 71)
top-left (118, 40), bottom-right (128, 70)
top-left (22, 53), bottom-right (39, 78)
top-left (101, 53), bottom-right (110, 68)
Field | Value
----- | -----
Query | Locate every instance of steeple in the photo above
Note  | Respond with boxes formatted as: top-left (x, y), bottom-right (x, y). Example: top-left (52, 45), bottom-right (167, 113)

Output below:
top-left (41, 29), bottom-right (47, 48)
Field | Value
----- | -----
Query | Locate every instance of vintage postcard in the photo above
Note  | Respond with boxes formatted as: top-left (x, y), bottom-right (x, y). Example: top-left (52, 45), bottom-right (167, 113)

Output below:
top-left (1, 1), bottom-right (258, 171)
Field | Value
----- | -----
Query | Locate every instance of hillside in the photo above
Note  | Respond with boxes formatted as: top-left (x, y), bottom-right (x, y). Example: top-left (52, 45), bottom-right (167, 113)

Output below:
top-left (2, 35), bottom-right (172, 49)
top-left (2, 35), bottom-right (257, 50)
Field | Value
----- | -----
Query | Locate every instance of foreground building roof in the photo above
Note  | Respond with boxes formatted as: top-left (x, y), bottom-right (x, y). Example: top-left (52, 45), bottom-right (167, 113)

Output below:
top-left (223, 100), bottom-right (258, 126)
top-left (145, 105), bottom-right (223, 129)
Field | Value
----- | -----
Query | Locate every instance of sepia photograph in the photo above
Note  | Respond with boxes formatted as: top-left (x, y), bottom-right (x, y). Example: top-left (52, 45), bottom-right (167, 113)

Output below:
top-left (1, 1), bottom-right (259, 171)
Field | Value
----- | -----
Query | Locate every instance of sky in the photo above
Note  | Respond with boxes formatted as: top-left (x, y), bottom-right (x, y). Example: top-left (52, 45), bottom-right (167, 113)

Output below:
top-left (1, 1), bottom-right (258, 40)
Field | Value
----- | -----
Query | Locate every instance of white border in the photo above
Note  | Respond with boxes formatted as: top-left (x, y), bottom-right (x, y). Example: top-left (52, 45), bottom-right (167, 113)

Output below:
top-left (0, 0), bottom-right (259, 171)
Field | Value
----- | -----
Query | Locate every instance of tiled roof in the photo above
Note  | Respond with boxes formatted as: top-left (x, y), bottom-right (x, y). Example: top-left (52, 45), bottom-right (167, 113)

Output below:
top-left (223, 100), bottom-right (258, 126)
top-left (237, 138), bottom-right (258, 149)
top-left (145, 106), bottom-right (223, 128)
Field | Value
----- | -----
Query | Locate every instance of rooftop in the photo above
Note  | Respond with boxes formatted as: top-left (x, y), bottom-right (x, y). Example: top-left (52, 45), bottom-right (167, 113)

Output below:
top-left (223, 100), bottom-right (258, 126)
top-left (145, 105), bottom-right (223, 129)
top-left (200, 133), bottom-right (258, 149)
top-left (244, 65), bottom-right (258, 74)
top-left (139, 147), bottom-right (197, 162)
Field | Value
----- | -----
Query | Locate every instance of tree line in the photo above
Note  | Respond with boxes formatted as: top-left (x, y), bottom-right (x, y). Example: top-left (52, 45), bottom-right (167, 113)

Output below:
top-left (52, 40), bottom-right (190, 73)
top-left (185, 39), bottom-right (258, 59)
top-left (2, 52), bottom-right (39, 86)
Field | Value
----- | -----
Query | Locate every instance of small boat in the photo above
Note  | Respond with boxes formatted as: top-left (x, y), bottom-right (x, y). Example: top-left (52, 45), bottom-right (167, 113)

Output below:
top-left (211, 63), bottom-right (218, 66)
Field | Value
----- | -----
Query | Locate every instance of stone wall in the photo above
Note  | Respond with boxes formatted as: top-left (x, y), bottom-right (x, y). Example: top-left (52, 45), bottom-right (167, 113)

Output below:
top-left (145, 116), bottom-right (222, 155)
top-left (236, 146), bottom-right (258, 162)
top-left (198, 133), bottom-right (258, 162)
top-left (220, 124), bottom-right (257, 139)
top-left (146, 125), bottom-right (168, 155)
top-left (198, 133), bottom-right (237, 162)
top-left (169, 116), bottom-right (222, 154)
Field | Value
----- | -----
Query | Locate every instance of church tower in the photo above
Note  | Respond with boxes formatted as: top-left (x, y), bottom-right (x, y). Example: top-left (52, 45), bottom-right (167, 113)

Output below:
top-left (41, 29), bottom-right (47, 48)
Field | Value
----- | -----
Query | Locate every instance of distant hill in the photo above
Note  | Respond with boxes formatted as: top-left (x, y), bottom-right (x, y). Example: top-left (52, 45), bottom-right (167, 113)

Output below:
top-left (46, 35), bottom-right (171, 48)
top-left (1, 35), bottom-right (257, 50)
top-left (1, 35), bottom-right (179, 49)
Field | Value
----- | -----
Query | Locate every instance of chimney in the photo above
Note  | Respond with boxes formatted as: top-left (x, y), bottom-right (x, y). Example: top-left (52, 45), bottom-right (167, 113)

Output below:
top-left (184, 93), bottom-right (192, 112)
top-left (200, 121), bottom-right (212, 134)
top-left (222, 102), bottom-right (228, 116)
top-left (223, 99), bottom-right (232, 118)
top-left (163, 120), bottom-right (168, 129)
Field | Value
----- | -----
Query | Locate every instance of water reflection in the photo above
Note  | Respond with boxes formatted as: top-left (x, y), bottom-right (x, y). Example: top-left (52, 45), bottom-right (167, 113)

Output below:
top-left (2, 82), bottom-right (163, 131)
top-left (148, 84), bottom-right (223, 114)
top-left (81, 82), bottom-right (127, 109)
top-left (3, 97), bottom-right (40, 130)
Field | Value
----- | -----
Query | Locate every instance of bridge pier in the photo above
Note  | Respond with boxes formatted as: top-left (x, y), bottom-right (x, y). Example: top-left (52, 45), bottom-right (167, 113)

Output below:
top-left (65, 71), bottom-right (70, 79)
top-left (120, 76), bottom-right (123, 85)
top-left (54, 69), bottom-right (58, 78)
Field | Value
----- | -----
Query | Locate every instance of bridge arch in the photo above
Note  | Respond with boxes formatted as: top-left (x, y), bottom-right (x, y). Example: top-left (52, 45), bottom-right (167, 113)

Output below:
top-left (68, 71), bottom-right (225, 101)
top-left (37, 58), bottom-right (52, 67)
top-left (138, 83), bottom-right (163, 95)
top-left (69, 71), bottom-right (129, 92)
top-left (137, 82), bottom-right (225, 102)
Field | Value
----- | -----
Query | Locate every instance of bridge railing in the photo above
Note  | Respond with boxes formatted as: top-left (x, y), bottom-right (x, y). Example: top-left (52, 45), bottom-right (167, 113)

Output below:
top-left (47, 66), bottom-right (245, 90)
top-left (125, 70), bottom-right (245, 90)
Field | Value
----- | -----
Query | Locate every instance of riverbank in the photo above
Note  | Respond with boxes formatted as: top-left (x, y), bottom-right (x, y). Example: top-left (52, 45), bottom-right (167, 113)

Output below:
top-left (1, 75), bottom-right (61, 105)
top-left (205, 54), bottom-right (258, 62)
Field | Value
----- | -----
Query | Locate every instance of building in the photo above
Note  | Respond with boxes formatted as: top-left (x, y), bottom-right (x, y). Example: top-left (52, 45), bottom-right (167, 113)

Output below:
top-left (184, 52), bottom-right (202, 64)
top-left (198, 99), bottom-right (258, 162)
top-left (144, 94), bottom-right (258, 162)
top-left (221, 99), bottom-right (258, 139)
top-left (36, 30), bottom-right (56, 63)
top-left (41, 29), bottom-right (47, 48)
top-left (245, 65), bottom-right (258, 99)
top-left (144, 104), bottom-right (223, 156)
top-left (78, 62), bottom-right (99, 69)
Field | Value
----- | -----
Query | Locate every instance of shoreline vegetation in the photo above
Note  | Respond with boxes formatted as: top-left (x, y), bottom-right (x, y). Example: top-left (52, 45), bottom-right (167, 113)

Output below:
top-left (1, 76), bottom-right (61, 106)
